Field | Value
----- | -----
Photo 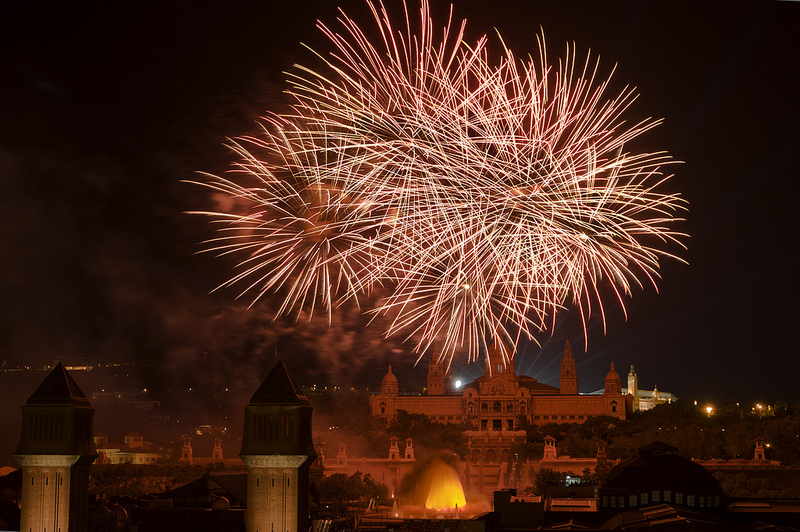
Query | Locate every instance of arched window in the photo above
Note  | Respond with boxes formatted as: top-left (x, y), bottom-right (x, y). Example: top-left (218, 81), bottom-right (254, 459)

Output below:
top-left (481, 402), bottom-right (488, 413)
top-left (493, 401), bottom-right (502, 413)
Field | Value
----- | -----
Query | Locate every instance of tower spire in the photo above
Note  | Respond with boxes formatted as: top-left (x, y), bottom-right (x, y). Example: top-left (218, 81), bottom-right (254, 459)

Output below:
top-left (628, 364), bottom-right (639, 411)
top-left (240, 360), bottom-right (315, 532)
top-left (559, 339), bottom-right (579, 394)
top-left (15, 363), bottom-right (97, 532)
top-left (427, 343), bottom-right (453, 395)
top-left (484, 337), bottom-right (515, 377)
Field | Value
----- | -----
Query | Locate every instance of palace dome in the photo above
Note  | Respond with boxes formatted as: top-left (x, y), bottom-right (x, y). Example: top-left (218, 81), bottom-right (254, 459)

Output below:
top-left (601, 441), bottom-right (722, 497)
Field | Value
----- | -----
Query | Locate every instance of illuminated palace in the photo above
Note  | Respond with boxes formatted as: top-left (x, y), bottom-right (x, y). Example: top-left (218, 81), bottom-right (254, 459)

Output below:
top-left (370, 339), bottom-right (634, 430)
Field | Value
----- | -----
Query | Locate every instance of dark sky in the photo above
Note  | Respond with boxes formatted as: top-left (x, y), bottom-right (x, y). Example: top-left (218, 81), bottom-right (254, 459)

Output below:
top-left (1, 1), bottom-right (799, 404)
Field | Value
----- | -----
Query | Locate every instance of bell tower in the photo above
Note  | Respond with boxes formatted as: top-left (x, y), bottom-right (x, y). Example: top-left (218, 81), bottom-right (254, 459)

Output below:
top-left (627, 365), bottom-right (639, 411)
top-left (15, 363), bottom-right (97, 532)
top-left (484, 337), bottom-right (515, 377)
top-left (240, 361), bottom-right (316, 532)
top-left (559, 340), bottom-right (579, 395)
top-left (427, 344), bottom-right (453, 395)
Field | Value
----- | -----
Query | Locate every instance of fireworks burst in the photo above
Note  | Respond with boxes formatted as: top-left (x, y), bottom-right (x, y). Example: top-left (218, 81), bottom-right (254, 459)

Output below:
top-left (193, 0), bottom-right (686, 365)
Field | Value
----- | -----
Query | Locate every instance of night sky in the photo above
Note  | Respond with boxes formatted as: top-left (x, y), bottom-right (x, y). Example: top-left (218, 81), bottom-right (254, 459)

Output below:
top-left (2, 1), bottom-right (799, 404)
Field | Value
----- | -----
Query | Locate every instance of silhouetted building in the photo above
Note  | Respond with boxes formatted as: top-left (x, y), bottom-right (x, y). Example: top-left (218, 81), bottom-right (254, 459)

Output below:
top-left (599, 441), bottom-right (723, 512)
top-left (240, 360), bottom-right (316, 532)
top-left (15, 362), bottom-right (97, 532)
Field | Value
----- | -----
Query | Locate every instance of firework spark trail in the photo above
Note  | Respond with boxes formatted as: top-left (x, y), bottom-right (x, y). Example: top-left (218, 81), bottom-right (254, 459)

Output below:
top-left (193, 0), bottom-right (687, 365)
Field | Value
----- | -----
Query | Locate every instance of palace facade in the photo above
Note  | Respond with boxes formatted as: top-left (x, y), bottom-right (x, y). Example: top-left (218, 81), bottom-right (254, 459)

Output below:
top-left (370, 339), bottom-right (634, 429)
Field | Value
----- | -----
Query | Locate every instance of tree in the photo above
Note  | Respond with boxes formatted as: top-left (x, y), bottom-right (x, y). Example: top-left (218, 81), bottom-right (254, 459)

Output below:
top-left (532, 468), bottom-right (568, 496)
top-left (315, 472), bottom-right (388, 505)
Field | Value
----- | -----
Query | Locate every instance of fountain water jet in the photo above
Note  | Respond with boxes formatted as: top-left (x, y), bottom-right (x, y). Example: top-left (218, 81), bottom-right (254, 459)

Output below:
top-left (424, 461), bottom-right (466, 510)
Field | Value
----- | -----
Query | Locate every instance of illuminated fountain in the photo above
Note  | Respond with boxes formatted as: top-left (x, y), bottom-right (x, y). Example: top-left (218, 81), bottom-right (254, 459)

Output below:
top-left (398, 459), bottom-right (489, 518)
top-left (425, 461), bottom-right (467, 511)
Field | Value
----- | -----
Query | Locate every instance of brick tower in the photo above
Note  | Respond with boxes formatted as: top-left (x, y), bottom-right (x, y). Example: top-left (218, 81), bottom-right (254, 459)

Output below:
top-left (240, 361), bottom-right (315, 532)
top-left (15, 362), bottom-right (97, 532)
top-left (427, 344), bottom-right (454, 395)
top-left (559, 340), bottom-right (579, 395)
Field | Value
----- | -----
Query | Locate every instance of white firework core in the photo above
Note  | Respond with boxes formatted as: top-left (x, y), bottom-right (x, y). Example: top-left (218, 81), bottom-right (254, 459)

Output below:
top-left (192, 0), bottom-right (687, 365)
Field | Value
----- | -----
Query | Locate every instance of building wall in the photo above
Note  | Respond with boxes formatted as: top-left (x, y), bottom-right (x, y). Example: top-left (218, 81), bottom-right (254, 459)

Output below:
top-left (370, 342), bottom-right (633, 431)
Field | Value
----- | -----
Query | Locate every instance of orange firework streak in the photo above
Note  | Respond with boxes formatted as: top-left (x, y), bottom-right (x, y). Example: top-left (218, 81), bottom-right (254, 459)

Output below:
top-left (193, 0), bottom-right (686, 365)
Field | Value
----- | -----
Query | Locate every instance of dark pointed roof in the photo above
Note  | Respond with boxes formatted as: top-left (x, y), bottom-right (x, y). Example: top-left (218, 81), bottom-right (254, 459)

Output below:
top-left (26, 362), bottom-right (91, 406)
top-left (562, 339), bottom-right (574, 362)
top-left (249, 360), bottom-right (309, 405)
